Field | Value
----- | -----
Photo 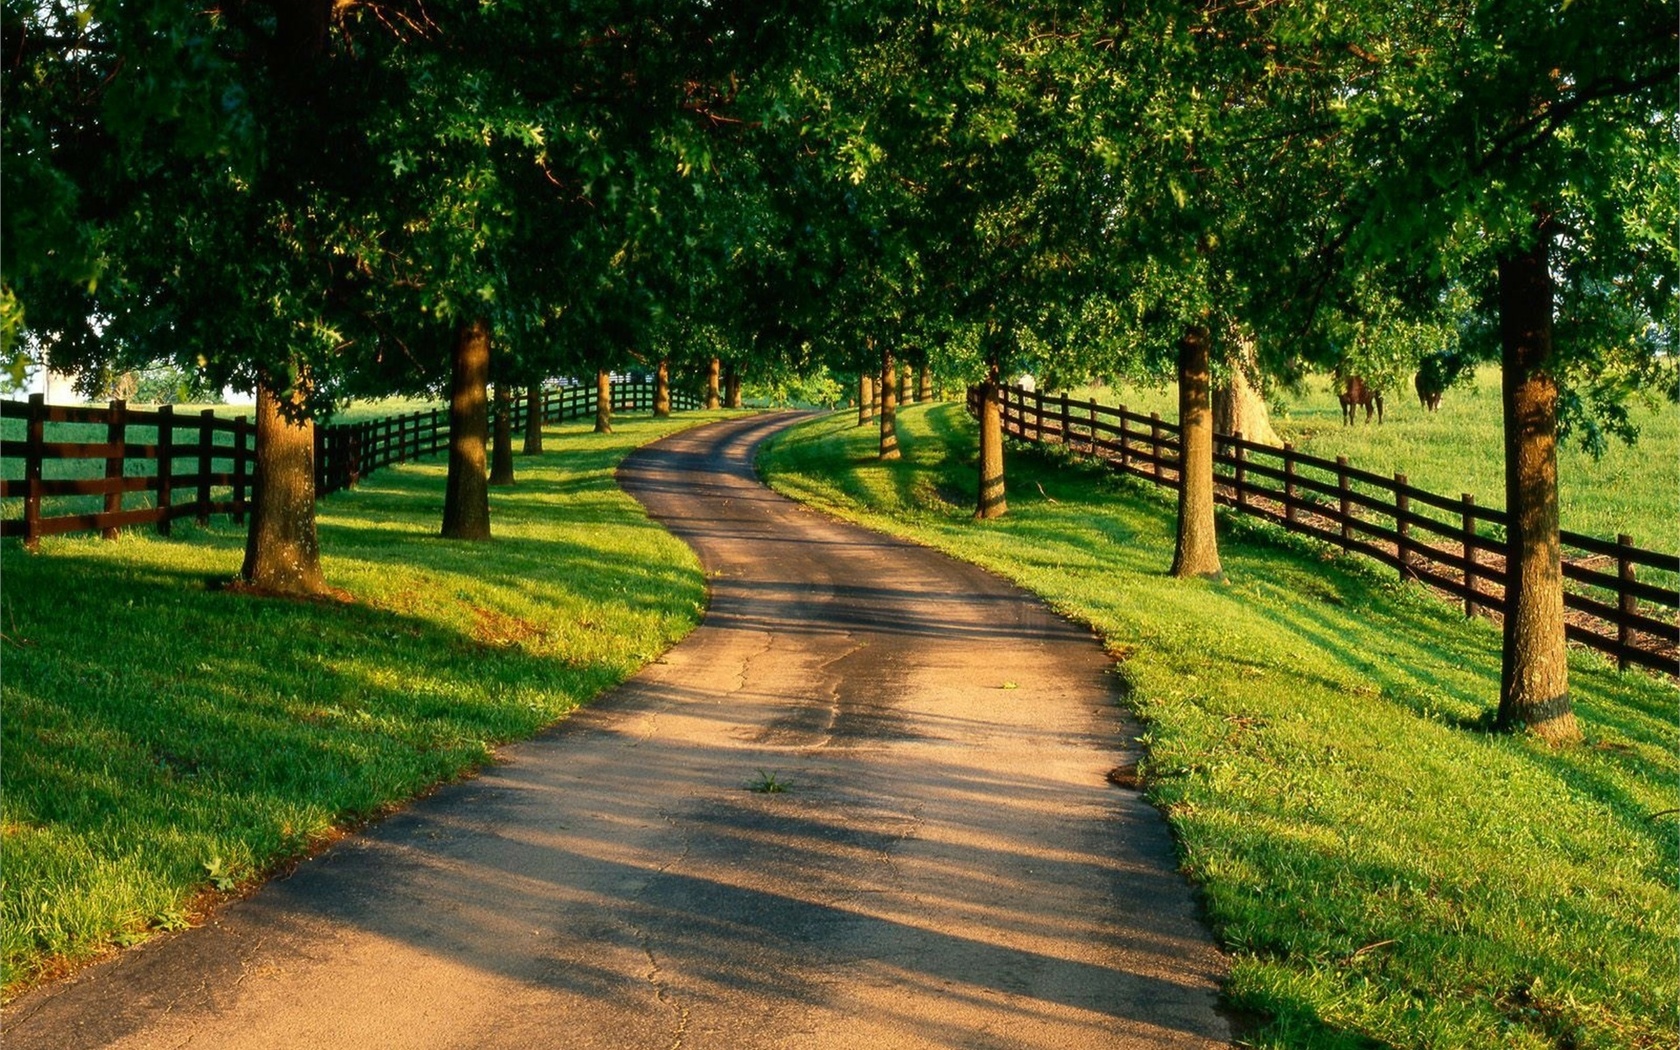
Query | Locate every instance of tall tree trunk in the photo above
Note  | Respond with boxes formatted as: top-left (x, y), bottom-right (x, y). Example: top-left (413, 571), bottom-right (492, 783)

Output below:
top-left (594, 368), bottom-right (613, 433)
top-left (724, 362), bottom-right (743, 409)
top-left (917, 364), bottom-right (932, 403)
top-left (240, 370), bottom-right (329, 596)
top-left (522, 387), bottom-right (544, 454)
top-left (1171, 326), bottom-right (1223, 580)
top-left (1497, 226), bottom-right (1579, 745)
top-left (975, 368), bottom-right (1006, 519)
top-left (654, 358), bottom-right (671, 417)
top-left (898, 362), bottom-right (912, 406)
top-left (859, 372), bottom-right (875, 424)
top-left (879, 343), bottom-right (900, 461)
top-left (705, 357), bottom-right (721, 410)
top-left (441, 318), bottom-right (491, 540)
top-left (1213, 334), bottom-right (1281, 446)
top-left (490, 384), bottom-right (515, 486)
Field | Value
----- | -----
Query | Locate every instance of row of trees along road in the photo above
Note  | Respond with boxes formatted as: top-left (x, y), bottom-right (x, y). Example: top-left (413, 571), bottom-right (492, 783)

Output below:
top-left (6, 1), bottom-right (1674, 744)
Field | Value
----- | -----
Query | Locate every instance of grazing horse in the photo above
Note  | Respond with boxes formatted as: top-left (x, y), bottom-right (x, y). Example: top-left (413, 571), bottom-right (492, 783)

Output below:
top-left (1337, 374), bottom-right (1383, 425)
top-left (1415, 371), bottom-right (1444, 412)
top-left (1414, 350), bottom-right (1468, 413)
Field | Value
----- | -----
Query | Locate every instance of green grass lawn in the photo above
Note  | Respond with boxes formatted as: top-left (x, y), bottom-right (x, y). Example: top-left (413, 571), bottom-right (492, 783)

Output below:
top-left (1066, 365), bottom-right (1679, 547)
top-left (759, 403), bottom-right (1679, 1050)
top-left (0, 411), bottom-right (734, 996)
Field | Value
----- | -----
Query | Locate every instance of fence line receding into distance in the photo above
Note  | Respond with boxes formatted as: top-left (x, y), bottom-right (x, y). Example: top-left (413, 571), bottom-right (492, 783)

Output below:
top-left (2, 380), bottom-right (697, 547)
top-left (969, 384), bottom-right (1678, 676)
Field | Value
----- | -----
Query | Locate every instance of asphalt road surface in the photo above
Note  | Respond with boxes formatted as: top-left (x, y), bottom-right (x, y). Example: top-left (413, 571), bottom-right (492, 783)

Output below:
top-left (5, 412), bottom-right (1230, 1049)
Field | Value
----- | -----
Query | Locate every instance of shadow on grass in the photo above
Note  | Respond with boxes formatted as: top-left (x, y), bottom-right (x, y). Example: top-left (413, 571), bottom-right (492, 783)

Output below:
top-left (758, 403), bottom-right (1679, 1050)
top-left (0, 419), bottom-right (712, 988)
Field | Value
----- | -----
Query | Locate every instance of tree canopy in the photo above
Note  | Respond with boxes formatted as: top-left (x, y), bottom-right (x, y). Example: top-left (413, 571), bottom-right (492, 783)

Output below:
top-left (5, 0), bottom-right (1674, 731)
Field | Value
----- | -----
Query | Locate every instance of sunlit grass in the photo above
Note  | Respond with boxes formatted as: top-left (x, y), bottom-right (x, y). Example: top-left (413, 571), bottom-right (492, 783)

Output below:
top-left (0, 411), bottom-right (735, 996)
top-left (1064, 364), bottom-right (1678, 546)
top-left (759, 404), bottom-right (1679, 1050)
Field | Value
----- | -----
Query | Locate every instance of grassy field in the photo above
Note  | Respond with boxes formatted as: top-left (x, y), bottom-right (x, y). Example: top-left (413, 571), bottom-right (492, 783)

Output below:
top-left (0, 410), bottom-right (733, 996)
top-left (759, 403), bottom-right (1679, 1050)
top-left (1065, 365), bottom-right (1678, 547)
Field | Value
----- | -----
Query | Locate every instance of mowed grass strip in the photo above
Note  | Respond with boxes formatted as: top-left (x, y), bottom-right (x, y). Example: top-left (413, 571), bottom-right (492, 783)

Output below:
top-left (0, 412), bottom-right (728, 996)
top-left (759, 403), bottom-right (1679, 1050)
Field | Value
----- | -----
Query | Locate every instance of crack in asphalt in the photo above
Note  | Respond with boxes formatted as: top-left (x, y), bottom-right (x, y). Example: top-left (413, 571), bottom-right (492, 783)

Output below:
top-left (628, 816), bottom-right (695, 1050)
top-left (810, 636), bottom-right (868, 751)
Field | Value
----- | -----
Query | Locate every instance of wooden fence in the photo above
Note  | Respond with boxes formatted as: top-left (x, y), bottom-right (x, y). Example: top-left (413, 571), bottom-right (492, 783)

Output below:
top-left (2, 380), bottom-right (697, 546)
top-left (970, 384), bottom-right (1679, 676)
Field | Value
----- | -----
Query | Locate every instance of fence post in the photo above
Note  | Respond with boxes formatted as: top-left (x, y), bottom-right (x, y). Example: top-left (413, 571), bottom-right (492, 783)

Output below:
top-left (233, 415), bottom-right (250, 524)
top-left (1118, 406), bottom-right (1130, 470)
top-left (1395, 472), bottom-right (1414, 580)
top-left (1461, 494), bottom-right (1478, 617)
top-left (196, 409), bottom-right (215, 524)
top-left (1086, 404), bottom-right (1097, 452)
top-left (1282, 442), bottom-right (1296, 524)
top-left (1232, 432), bottom-right (1247, 510)
top-left (1059, 392), bottom-right (1070, 444)
top-left (1617, 533), bottom-right (1636, 671)
top-left (23, 393), bottom-right (45, 549)
top-left (1337, 456), bottom-right (1351, 551)
top-left (433, 408), bottom-right (445, 454)
top-left (1149, 413), bottom-right (1162, 481)
top-left (102, 399), bottom-right (127, 540)
top-left (155, 405), bottom-right (176, 536)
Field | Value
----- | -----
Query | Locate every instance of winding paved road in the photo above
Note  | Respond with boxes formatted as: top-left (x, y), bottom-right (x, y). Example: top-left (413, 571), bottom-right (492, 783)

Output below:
top-left (5, 413), bottom-right (1229, 1049)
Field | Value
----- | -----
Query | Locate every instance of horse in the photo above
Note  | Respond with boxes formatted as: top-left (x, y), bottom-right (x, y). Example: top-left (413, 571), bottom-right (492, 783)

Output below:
top-left (1414, 351), bottom-right (1469, 413)
top-left (1338, 374), bottom-right (1383, 425)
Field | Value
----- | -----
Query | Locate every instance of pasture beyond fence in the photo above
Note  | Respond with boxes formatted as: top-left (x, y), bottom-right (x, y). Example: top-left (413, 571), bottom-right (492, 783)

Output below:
top-left (970, 384), bottom-right (1679, 676)
top-left (2, 380), bottom-right (698, 547)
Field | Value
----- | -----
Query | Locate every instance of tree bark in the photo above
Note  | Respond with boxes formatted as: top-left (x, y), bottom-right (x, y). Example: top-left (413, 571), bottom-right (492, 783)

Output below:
top-left (523, 387), bottom-right (544, 454)
top-left (1496, 225), bottom-right (1579, 745)
top-left (975, 370), bottom-right (1006, 519)
top-left (917, 364), bottom-right (932, 403)
top-left (654, 358), bottom-right (671, 417)
top-left (1171, 326), bottom-right (1223, 580)
top-left (1212, 335), bottom-right (1281, 446)
top-left (879, 343), bottom-right (900, 461)
top-left (441, 318), bottom-right (491, 540)
top-left (858, 372), bottom-right (875, 424)
top-left (594, 368), bottom-right (613, 433)
top-left (705, 356), bottom-right (721, 410)
top-left (898, 362), bottom-right (912, 406)
top-left (490, 384), bottom-right (515, 486)
top-left (240, 370), bottom-right (330, 596)
top-left (724, 362), bottom-right (743, 409)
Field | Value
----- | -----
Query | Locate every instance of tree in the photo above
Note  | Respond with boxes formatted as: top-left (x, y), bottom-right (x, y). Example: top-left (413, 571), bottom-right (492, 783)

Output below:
top-left (1324, 0), bottom-right (1677, 742)
top-left (490, 382), bottom-right (516, 486)
top-left (878, 341), bottom-right (900, 461)
top-left (441, 320), bottom-right (492, 540)
top-left (1170, 328), bottom-right (1222, 579)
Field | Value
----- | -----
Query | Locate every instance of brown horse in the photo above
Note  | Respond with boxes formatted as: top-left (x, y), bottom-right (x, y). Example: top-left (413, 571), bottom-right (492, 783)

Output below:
top-left (1338, 374), bottom-right (1383, 425)
top-left (1415, 371), bottom-right (1444, 412)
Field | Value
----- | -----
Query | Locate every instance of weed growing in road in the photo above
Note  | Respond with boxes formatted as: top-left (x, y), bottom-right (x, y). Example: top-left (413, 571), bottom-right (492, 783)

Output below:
top-left (748, 770), bottom-right (789, 794)
top-left (759, 403), bottom-right (1678, 1050)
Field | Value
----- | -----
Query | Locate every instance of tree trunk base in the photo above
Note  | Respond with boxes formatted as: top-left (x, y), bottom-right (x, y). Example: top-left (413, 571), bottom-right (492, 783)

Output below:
top-left (240, 376), bottom-right (333, 598)
top-left (441, 319), bottom-right (492, 541)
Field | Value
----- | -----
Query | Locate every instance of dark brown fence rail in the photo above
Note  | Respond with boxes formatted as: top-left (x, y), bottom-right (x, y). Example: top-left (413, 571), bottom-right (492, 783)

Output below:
top-left (970, 384), bottom-right (1679, 676)
top-left (3, 380), bottom-right (698, 546)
